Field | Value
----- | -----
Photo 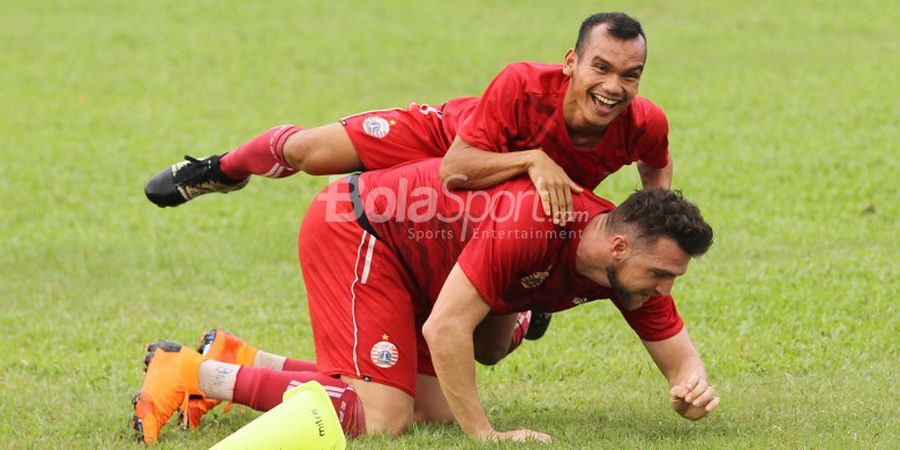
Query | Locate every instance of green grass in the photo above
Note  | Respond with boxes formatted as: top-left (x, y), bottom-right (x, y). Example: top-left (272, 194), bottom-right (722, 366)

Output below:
top-left (1, 0), bottom-right (898, 448)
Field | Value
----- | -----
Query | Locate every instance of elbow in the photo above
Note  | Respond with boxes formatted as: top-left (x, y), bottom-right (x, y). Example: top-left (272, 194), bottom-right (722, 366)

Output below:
top-left (438, 160), bottom-right (453, 184)
top-left (423, 318), bottom-right (464, 355)
top-left (439, 158), bottom-right (466, 190)
top-left (422, 318), bottom-right (442, 347)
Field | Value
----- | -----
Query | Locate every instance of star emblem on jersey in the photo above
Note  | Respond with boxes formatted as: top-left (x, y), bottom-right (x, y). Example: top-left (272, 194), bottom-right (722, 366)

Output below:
top-left (362, 116), bottom-right (391, 138)
top-left (370, 340), bottom-right (398, 368)
top-left (520, 265), bottom-right (553, 288)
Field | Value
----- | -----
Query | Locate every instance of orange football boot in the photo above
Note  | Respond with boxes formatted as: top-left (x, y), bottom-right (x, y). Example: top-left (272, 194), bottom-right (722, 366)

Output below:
top-left (131, 341), bottom-right (207, 445)
top-left (178, 329), bottom-right (259, 429)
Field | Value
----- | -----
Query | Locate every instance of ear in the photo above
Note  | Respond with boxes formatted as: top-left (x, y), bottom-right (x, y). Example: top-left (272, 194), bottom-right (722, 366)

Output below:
top-left (610, 234), bottom-right (630, 262)
top-left (563, 48), bottom-right (577, 77)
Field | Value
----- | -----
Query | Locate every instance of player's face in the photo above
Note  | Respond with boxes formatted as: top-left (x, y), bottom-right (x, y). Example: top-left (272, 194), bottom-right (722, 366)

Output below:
top-left (608, 237), bottom-right (690, 310)
top-left (563, 25), bottom-right (646, 130)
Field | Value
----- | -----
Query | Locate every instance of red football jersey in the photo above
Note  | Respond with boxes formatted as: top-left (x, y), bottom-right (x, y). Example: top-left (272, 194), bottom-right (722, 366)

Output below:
top-left (451, 62), bottom-right (670, 188)
top-left (358, 158), bottom-right (683, 341)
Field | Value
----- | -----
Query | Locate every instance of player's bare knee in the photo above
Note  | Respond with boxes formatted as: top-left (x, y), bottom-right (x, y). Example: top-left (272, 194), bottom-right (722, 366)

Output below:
top-left (364, 405), bottom-right (413, 436)
top-left (413, 408), bottom-right (455, 423)
top-left (282, 131), bottom-right (315, 172)
top-left (283, 123), bottom-right (361, 175)
top-left (348, 378), bottom-right (414, 437)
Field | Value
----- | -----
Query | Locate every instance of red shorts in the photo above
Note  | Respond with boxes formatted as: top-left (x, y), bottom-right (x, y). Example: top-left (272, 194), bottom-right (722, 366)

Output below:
top-left (298, 179), bottom-right (435, 397)
top-left (340, 103), bottom-right (455, 170)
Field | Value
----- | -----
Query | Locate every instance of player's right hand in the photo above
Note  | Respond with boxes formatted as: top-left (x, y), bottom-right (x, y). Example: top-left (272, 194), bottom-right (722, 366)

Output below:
top-left (526, 150), bottom-right (584, 226)
top-left (486, 428), bottom-right (552, 444)
top-left (669, 373), bottom-right (720, 421)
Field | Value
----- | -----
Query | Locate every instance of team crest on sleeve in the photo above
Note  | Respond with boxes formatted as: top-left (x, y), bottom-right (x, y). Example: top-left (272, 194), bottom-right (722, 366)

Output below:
top-left (520, 265), bottom-right (552, 288)
top-left (362, 116), bottom-right (391, 138)
top-left (370, 339), bottom-right (399, 368)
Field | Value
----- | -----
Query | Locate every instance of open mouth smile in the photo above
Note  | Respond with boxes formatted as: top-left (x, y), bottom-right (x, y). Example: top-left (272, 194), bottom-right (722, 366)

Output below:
top-left (590, 92), bottom-right (622, 112)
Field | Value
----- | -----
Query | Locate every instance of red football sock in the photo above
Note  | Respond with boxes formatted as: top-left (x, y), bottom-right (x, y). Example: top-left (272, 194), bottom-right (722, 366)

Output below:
top-left (219, 125), bottom-right (303, 179)
top-left (507, 310), bottom-right (532, 354)
top-left (232, 367), bottom-right (365, 437)
top-left (282, 357), bottom-right (317, 372)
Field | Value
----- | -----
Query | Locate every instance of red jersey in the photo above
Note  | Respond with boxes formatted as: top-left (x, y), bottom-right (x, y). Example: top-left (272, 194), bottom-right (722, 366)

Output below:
top-left (447, 62), bottom-right (669, 188)
top-left (358, 158), bottom-right (683, 341)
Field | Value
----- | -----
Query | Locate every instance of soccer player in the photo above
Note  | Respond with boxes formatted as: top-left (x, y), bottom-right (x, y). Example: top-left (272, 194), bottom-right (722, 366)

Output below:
top-left (132, 158), bottom-right (719, 445)
top-left (144, 12), bottom-right (670, 225)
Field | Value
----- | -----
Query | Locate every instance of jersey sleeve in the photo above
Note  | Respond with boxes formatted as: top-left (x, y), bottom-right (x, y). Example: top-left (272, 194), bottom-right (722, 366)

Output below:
top-left (634, 100), bottom-right (670, 169)
top-left (616, 294), bottom-right (684, 341)
top-left (456, 196), bottom-right (551, 309)
top-left (456, 64), bottom-right (525, 153)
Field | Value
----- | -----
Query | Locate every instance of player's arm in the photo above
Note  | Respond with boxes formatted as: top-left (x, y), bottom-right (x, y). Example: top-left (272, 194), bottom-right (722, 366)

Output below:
top-left (440, 137), bottom-right (534, 190)
top-left (637, 154), bottom-right (673, 189)
top-left (642, 327), bottom-right (719, 420)
top-left (440, 137), bottom-right (583, 225)
top-left (422, 263), bottom-right (551, 443)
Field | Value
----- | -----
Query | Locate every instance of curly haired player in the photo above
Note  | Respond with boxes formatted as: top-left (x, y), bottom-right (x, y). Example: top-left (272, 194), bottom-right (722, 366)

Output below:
top-left (133, 159), bottom-right (718, 444)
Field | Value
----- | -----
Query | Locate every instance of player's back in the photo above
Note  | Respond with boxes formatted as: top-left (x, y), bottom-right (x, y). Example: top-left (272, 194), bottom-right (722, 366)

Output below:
top-left (358, 158), bottom-right (540, 302)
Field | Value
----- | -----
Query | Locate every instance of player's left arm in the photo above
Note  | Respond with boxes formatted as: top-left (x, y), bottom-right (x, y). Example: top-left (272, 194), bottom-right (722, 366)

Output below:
top-left (642, 327), bottom-right (720, 420)
top-left (423, 264), bottom-right (551, 443)
top-left (634, 100), bottom-right (673, 189)
top-left (637, 155), bottom-right (673, 189)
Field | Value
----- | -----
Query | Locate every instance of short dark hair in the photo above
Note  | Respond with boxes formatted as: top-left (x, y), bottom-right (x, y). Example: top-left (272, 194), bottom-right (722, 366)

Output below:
top-left (575, 12), bottom-right (645, 56)
top-left (607, 188), bottom-right (713, 256)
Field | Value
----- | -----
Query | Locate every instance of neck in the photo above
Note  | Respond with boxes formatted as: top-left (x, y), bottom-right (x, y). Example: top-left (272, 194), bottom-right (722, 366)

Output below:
top-left (575, 213), bottom-right (613, 287)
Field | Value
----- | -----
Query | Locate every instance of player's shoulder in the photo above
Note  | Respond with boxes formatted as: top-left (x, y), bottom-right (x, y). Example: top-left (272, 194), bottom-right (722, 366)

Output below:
top-left (629, 96), bottom-right (666, 116)
top-left (620, 96), bottom-right (668, 138)
top-left (498, 61), bottom-right (566, 92)
top-left (574, 189), bottom-right (616, 217)
top-left (502, 61), bottom-right (564, 74)
top-left (628, 96), bottom-right (668, 124)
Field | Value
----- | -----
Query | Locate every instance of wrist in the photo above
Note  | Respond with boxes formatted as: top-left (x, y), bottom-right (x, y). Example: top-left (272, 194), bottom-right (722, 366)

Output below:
top-left (522, 149), bottom-right (544, 171)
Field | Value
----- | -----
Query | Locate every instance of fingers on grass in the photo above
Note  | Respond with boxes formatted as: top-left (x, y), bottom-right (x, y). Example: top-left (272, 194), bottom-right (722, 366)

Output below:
top-left (705, 396), bottom-right (721, 412)
top-left (669, 385), bottom-right (688, 400)
top-left (687, 373), bottom-right (700, 389)
top-left (696, 385), bottom-right (717, 407)
top-left (685, 381), bottom-right (707, 404)
top-left (692, 386), bottom-right (716, 407)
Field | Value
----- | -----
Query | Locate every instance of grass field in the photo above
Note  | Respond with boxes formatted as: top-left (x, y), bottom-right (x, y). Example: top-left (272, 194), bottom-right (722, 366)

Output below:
top-left (1, 0), bottom-right (898, 448)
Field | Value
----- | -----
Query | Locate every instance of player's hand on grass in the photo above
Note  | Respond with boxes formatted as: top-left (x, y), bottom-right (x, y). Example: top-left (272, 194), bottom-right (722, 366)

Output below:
top-left (526, 149), bottom-right (584, 226)
top-left (669, 373), bottom-right (720, 420)
top-left (484, 428), bottom-right (552, 444)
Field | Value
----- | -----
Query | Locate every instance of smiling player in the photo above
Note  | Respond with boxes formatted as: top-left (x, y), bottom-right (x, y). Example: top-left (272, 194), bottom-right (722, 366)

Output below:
top-left (145, 13), bottom-right (667, 371)
top-left (145, 12), bottom-right (670, 225)
top-left (133, 159), bottom-right (718, 445)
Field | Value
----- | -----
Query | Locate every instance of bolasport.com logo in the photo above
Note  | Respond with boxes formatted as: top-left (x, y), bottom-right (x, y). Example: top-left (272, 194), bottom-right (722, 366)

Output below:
top-left (316, 174), bottom-right (588, 242)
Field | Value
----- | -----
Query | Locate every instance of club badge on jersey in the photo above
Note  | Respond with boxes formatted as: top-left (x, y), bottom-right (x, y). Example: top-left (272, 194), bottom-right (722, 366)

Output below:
top-left (520, 265), bottom-right (553, 288)
top-left (362, 116), bottom-right (391, 138)
top-left (370, 338), bottom-right (398, 368)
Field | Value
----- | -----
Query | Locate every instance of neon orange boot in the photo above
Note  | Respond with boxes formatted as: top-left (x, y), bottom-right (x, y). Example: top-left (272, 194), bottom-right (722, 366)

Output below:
top-left (197, 329), bottom-right (258, 367)
top-left (131, 341), bottom-right (207, 445)
top-left (180, 329), bottom-right (259, 429)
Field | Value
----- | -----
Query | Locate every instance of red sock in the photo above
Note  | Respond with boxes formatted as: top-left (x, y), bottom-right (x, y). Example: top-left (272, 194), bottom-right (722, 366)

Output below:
top-left (282, 357), bottom-right (317, 372)
top-left (232, 367), bottom-right (365, 437)
top-left (219, 125), bottom-right (303, 179)
top-left (507, 310), bottom-right (532, 354)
